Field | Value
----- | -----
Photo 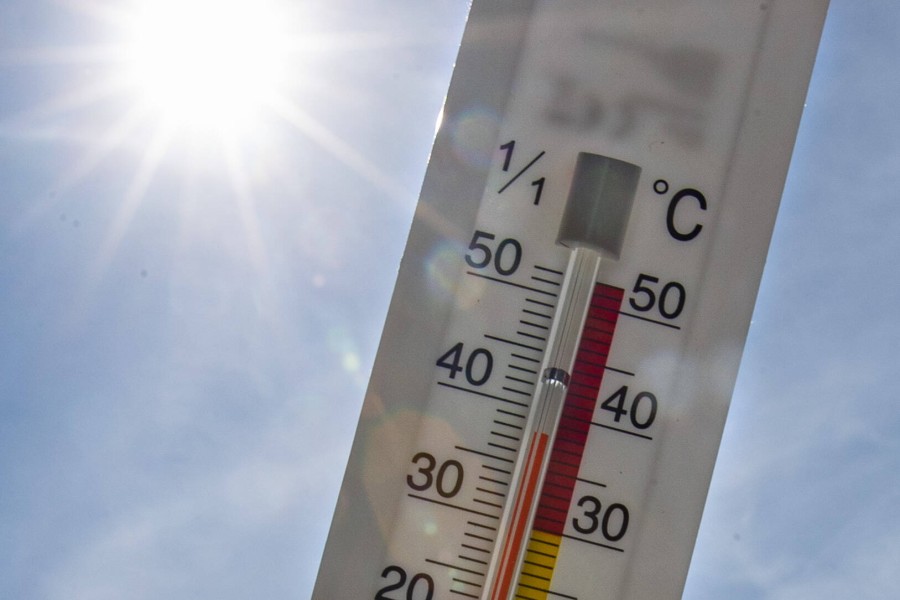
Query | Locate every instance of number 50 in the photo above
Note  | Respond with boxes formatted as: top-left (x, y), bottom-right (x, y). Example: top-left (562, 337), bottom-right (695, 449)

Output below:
top-left (628, 273), bottom-right (686, 320)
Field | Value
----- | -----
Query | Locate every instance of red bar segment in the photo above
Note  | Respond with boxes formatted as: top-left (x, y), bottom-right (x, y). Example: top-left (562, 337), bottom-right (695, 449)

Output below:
top-left (545, 470), bottom-right (576, 489)
top-left (532, 283), bottom-right (623, 536)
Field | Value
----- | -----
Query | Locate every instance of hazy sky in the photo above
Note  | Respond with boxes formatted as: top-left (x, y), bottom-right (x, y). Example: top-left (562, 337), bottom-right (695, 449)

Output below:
top-left (1, 1), bottom-right (898, 599)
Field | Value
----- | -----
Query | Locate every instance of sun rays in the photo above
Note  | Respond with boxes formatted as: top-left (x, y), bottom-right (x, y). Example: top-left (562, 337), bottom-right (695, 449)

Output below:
top-left (1, 0), bottom-right (419, 286)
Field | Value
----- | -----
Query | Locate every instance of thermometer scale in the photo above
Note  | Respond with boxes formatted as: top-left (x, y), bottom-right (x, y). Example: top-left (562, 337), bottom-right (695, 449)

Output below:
top-left (313, 2), bottom-right (829, 599)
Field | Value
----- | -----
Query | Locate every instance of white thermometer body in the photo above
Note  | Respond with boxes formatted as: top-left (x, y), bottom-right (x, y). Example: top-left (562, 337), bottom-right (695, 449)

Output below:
top-left (313, 2), bottom-right (828, 598)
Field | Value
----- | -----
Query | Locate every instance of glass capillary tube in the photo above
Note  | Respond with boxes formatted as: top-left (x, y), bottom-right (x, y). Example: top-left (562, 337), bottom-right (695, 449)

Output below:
top-left (484, 246), bottom-right (602, 600)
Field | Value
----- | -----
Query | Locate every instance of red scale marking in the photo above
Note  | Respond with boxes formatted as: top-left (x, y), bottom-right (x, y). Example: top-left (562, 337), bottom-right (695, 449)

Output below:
top-left (547, 459), bottom-right (579, 479)
top-left (573, 366), bottom-right (604, 378)
top-left (583, 327), bottom-right (614, 339)
top-left (545, 471), bottom-right (575, 487)
top-left (562, 409), bottom-right (592, 423)
top-left (541, 487), bottom-right (569, 511)
top-left (532, 283), bottom-right (623, 537)
top-left (576, 340), bottom-right (610, 356)
top-left (534, 515), bottom-right (565, 531)
top-left (592, 293), bottom-right (621, 308)
top-left (563, 398), bottom-right (592, 410)
top-left (555, 428), bottom-right (588, 446)
top-left (564, 391), bottom-right (595, 404)
top-left (561, 416), bottom-right (591, 430)
top-left (556, 436), bottom-right (587, 454)
top-left (539, 493), bottom-right (569, 511)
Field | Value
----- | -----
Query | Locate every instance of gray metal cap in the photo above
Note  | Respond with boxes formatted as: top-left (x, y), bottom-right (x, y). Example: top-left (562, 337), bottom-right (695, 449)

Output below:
top-left (557, 153), bottom-right (641, 259)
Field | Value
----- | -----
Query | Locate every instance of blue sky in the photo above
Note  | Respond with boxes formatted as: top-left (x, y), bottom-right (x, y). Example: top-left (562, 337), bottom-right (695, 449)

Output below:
top-left (1, 1), bottom-right (898, 599)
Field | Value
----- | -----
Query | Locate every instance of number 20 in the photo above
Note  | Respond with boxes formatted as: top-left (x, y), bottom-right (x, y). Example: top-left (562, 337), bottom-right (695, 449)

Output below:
top-left (375, 565), bottom-right (434, 600)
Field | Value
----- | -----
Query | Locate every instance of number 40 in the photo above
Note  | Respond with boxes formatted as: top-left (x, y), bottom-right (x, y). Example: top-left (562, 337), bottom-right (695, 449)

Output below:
top-left (601, 385), bottom-right (658, 429)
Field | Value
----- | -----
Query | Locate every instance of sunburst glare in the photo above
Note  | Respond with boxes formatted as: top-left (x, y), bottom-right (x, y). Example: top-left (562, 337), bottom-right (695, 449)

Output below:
top-left (3, 0), bottom-right (429, 296)
top-left (122, 0), bottom-right (288, 138)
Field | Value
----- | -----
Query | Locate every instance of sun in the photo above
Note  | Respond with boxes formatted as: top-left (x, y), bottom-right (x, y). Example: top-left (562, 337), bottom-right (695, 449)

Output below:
top-left (7, 0), bottom-right (413, 279)
top-left (122, 0), bottom-right (289, 138)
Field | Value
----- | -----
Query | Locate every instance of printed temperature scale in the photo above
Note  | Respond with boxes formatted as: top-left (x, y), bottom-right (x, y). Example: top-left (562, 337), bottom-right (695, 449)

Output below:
top-left (313, 1), bottom-right (829, 598)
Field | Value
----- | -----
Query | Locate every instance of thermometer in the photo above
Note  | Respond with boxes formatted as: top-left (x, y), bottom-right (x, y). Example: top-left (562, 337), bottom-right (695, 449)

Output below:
top-left (313, 1), bottom-right (829, 599)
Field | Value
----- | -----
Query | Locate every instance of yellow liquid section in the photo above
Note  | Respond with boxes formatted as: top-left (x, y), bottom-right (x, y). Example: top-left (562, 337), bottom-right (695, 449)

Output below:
top-left (514, 530), bottom-right (562, 599)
